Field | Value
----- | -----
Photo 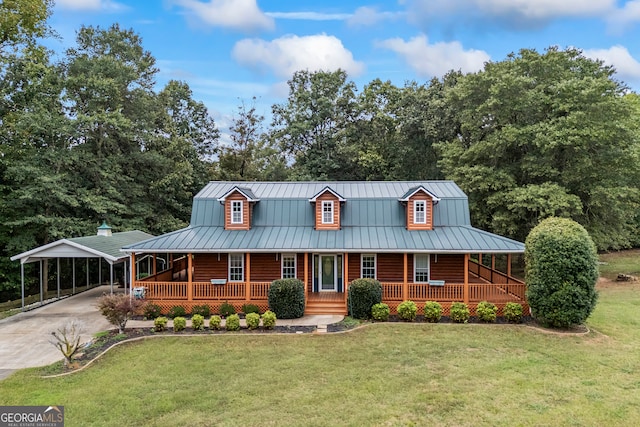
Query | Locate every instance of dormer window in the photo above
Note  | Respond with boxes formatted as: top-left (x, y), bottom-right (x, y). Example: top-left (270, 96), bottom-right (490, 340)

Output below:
top-left (399, 186), bottom-right (440, 231)
top-left (414, 200), bottom-right (426, 224)
top-left (231, 201), bottom-right (243, 224)
top-left (322, 201), bottom-right (334, 224)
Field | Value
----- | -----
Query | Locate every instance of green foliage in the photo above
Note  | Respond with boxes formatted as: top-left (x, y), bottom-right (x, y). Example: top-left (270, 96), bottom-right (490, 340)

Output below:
top-left (241, 304), bottom-right (260, 315)
top-left (246, 312), bottom-right (260, 330)
top-left (167, 305), bottom-right (187, 319)
top-left (143, 303), bottom-right (162, 320)
top-left (261, 310), bottom-right (277, 329)
top-left (268, 278), bottom-right (305, 319)
top-left (347, 278), bottom-right (383, 319)
top-left (191, 314), bottom-right (205, 331)
top-left (153, 316), bottom-right (168, 332)
top-left (219, 302), bottom-right (236, 317)
top-left (525, 217), bottom-right (599, 328)
top-left (503, 302), bottom-right (524, 323)
top-left (209, 315), bottom-right (222, 330)
top-left (173, 316), bottom-right (186, 332)
top-left (96, 293), bottom-right (143, 334)
top-left (191, 305), bottom-right (210, 318)
top-left (476, 301), bottom-right (497, 323)
top-left (450, 302), bottom-right (470, 323)
top-left (397, 300), bottom-right (418, 322)
top-left (423, 301), bottom-right (443, 323)
top-left (225, 314), bottom-right (240, 331)
top-left (371, 303), bottom-right (390, 321)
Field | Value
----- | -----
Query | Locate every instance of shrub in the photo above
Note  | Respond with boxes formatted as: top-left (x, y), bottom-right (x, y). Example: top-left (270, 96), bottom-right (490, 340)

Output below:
top-left (268, 278), bottom-right (305, 319)
top-left (525, 217), bottom-right (598, 328)
top-left (96, 293), bottom-right (144, 334)
top-left (209, 315), bottom-right (222, 330)
top-left (219, 301), bottom-right (236, 317)
top-left (241, 304), bottom-right (260, 314)
top-left (167, 305), bottom-right (187, 319)
top-left (142, 303), bottom-right (162, 319)
top-left (173, 316), bottom-right (186, 332)
top-left (49, 320), bottom-right (83, 366)
top-left (191, 314), bottom-right (205, 330)
top-left (246, 312), bottom-right (260, 329)
top-left (450, 302), bottom-right (470, 323)
top-left (476, 301), bottom-right (497, 323)
top-left (423, 301), bottom-right (443, 323)
top-left (371, 303), bottom-right (390, 321)
top-left (154, 316), bottom-right (168, 332)
top-left (503, 302), bottom-right (524, 323)
top-left (397, 300), bottom-right (418, 321)
top-left (225, 314), bottom-right (240, 331)
top-left (261, 310), bottom-right (277, 329)
top-left (191, 305), bottom-right (211, 318)
top-left (347, 278), bottom-right (383, 319)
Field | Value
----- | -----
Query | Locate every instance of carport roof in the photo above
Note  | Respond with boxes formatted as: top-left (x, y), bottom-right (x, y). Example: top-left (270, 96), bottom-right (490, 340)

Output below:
top-left (10, 230), bottom-right (154, 264)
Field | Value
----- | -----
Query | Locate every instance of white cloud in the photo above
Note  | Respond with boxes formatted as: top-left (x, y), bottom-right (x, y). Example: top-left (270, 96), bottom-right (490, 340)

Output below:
top-left (584, 45), bottom-right (640, 83)
top-left (56, 0), bottom-right (126, 12)
top-left (173, 0), bottom-right (274, 32)
top-left (607, 1), bottom-right (640, 33)
top-left (232, 34), bottom-right (365, 79)
top-left (265, 12), bottom-right (351, 21)
top-left (346, 6), bottom-right (402, 27)
top-left (378, 34), bottom-right (490, 77)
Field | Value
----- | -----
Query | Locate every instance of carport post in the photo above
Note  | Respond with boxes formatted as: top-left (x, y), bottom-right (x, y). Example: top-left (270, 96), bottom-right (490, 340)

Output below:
top-left (99, 258), bottom-right (102, 285)
top-left (39, 260), bottom-right (43, 303)
top-left (21, 263), bottom-right (25, 310)
top-left (86, 258), bottom-right (89, 288)
top-left (110, 262), bottom-right (114, 294)
top-left (72, 259), bottom-right (76, 294)
top-left (57, 258), bottom-right (60, 298)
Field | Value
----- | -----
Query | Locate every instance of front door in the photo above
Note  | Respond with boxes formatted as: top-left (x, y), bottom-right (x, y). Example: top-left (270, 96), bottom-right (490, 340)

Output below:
top-left (320, 255), bottom-right (337, 291)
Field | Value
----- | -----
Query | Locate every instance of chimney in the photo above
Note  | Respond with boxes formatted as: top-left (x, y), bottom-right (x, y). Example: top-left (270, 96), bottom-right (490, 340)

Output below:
top-left (97, 220), bottom-right (112, 237)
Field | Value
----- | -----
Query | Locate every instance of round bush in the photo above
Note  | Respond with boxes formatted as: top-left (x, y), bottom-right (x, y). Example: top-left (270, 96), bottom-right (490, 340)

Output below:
top-left (167, 305), bottom-right (187, 319)
top-left (525, 217), bottom-right (598, 328)
top-left (154, 316), bottom-right (168, 332)
top-left (209, 315), bottom-right (222, 330)
top-left (191, 314), bottom-right (205, 330)
top-left (173, 316), bottom-right (186, 332)
top-left (423, 301), bottom-right (442, 323)
top-left (450, 302), bottom-right (470, 323)
top-left (143, 303), bottom-right (162, 319)
top-left (225, 314), bottom-right (240, 331)
top-left (191, 305), bottom-right (211, 318)
top-left (261, 310), bottom-right (277, 329)
top-left (219, 301), bottom-right (236, 317)
top-left (476, 301), bottom-right (497, 323)
top-left (268, 279), bottom-right (305, 319)
top-left (371, 303), bottom-right (390, 321)
top-left (348, 278), bottom-right (383, 319)
top-left (503, 302), bottom-right (523, 323)
top-left (246, 312), bottom-right (260, 330)
top-left (397, 300), bottom-right (417, 321)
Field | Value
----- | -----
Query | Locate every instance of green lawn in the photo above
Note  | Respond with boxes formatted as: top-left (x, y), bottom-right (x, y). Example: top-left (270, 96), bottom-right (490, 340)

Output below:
top-left (598, 249), bottom-right (640, 280)
top-left (1, 257), bottom-right (640, 426)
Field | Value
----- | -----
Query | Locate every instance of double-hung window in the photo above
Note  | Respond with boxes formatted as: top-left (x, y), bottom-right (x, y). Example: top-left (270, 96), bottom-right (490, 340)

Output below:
top-left (414, 200), bottom-right (426, 224)
top-left (229, 254), bottom-right (244, 281)
top-left (322, 201), bottom-right (334, 224)
top-left (231, 200), bottom-right (243, 224)
top-left (414, 254), bottom-right (429, 283)
top-left (361, 254), bottom-right (376, 279)
top-left (282, 254), bottom-right (297, 279)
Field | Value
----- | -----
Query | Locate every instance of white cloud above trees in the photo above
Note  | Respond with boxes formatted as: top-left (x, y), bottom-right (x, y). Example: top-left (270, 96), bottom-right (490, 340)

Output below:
top-left (584, 45), bottom-right (640, 84)
top-left (173, 0), bottom-right (275, 32)
top-left (56, 0), bottom-right (126, 12)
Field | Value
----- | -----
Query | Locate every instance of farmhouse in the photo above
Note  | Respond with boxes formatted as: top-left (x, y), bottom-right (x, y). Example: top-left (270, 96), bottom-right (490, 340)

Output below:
top-left (123, 181), bottom-right (526, 315)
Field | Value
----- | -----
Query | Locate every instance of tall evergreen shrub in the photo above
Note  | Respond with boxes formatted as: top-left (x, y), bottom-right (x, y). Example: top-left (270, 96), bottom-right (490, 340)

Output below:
top-left (268, 278), bottom-right (305, 319)
top-left (347, 278), bottom-right (383, 319)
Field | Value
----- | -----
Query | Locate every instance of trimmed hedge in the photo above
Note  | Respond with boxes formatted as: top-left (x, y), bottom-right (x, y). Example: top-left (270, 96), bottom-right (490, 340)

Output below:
top-left (450, 302), bottom-right (470, 323)
top-left (268, 279), bottom-right (305, 319)
top-left (423, 301), bottom-right (442, 323)
top-left (503, 302), bottom-right (523, 323)
top-left (476, 301), bottom-right (497, 323)
top-left (397, 300), bottom-right (418, 322)
top-left (371, 303), bottom-right (390, 321)
top-left (525, 217), bottom-right (598, 328)
top-left (347, 278), bottom-right (383, 319)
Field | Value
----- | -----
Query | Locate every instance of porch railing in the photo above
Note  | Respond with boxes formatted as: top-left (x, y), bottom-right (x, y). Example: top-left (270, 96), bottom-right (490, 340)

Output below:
top-left (468, 260), bottom-right (524, 285)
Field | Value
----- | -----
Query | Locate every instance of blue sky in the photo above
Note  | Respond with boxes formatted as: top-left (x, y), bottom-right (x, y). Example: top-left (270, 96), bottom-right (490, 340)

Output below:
top-left (49, 0), bottom-right (640, 138)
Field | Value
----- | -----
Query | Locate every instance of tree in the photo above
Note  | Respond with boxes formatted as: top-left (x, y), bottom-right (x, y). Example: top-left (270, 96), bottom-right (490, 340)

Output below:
top-left (437, 47), bottom-right (640, 249)
top-left (96, 293), bottom-right (143, 334)
top-left (0, 0), bottom-right (53, 56)
top-left (525, 217), bottom-right (598, 328)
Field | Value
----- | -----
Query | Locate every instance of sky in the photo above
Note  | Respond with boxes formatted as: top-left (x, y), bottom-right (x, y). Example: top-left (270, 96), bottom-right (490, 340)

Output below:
top-left (48, 0), bottom-right (640, 139)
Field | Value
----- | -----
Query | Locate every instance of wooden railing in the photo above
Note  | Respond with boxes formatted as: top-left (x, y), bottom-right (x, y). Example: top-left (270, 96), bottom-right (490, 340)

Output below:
top-left (468, 260), bottom-right (524, 285)
top-left (142, 281), bottom-right (272, 302)
top-left (146, 282), bottom-right (188, 300)
top-left (138, 269), bottom-right (173, 283)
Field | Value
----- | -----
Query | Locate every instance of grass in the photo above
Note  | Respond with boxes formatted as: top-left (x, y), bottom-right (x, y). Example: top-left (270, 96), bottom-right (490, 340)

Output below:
top-left (0, 255), bottom-right (639, 426)
top-left (598, 249), bottom-right (640, 280)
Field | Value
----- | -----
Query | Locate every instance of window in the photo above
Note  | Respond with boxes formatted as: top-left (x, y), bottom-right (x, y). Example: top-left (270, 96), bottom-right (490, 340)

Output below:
top-left (414, 254), bottom-right (430, 283)
top-left (414, 200), bottom-right (426, 224)
top-left (282, 254), bottom-right (297, 279)
top-left (229, 254), bottom-right (244, 281)
top-left (322, 201), bottom-right (334, 224)
top-left (231, 200), bottom-right (243, 224)
top-left (361, 254), bottom-right (376, 279)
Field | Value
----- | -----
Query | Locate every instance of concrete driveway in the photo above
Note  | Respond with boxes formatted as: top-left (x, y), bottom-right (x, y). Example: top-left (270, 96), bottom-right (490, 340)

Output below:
top-left (0, 285), bottom-right (114, 380)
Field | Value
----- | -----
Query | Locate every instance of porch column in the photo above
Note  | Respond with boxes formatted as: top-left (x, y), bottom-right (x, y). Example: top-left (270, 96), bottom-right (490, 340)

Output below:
top-left (152, 254), bottom-right (157, 275)
top-left (57, 258), bottom-right (60, 298)
top-left (507, 254), bottom-right (512, 277)
top-left (344, 253), bottom-right (349, 305)
top-left (403, 253), bottom-right (408, 301)
top-left (304, 253), bottom-right (309, 301)
top-left (491, 255), bottom-right (495, 270)
top-left (464, 253), bottom-right (469, 304)
top-left (245, 253), bottom-right (251, 301)
top-left (187, 253), bottom-right (193, 301)
top-left (130, 253), bottom-right (136, 299)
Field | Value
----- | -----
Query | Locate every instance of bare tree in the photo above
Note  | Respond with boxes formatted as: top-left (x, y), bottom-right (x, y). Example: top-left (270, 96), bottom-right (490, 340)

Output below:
top-left (50, 320), bottom-right (84, 366)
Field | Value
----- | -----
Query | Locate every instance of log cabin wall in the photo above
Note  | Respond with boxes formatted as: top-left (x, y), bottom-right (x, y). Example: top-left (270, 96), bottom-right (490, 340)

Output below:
top-left (430, 254), bottom-right (465, 282)
top-left (193, 253), bottom-right (228, 281)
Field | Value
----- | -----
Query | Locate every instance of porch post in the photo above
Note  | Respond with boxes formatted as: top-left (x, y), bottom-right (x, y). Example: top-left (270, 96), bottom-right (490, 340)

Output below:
top-left (403, 253), bottom-right (408, 301)
top-left (245, 253), bottom-right (251, 301)
top-left (304, 253), bottom-right (309, 301)
top-left (507, 254), bottom-right (512, 277)
top-left (130, 253), bottom-right (136, 299)
top-left (344, 253), bottom-right (349, 305)
top-left (478, 253), bottom-right (483, 265)
top-left (152, 254), bottom-right (157, 275)
top-left (464, 253), bottom-right (469, 304)
top-left (187, 253), bottom-right (193, 302)
top-left (21, 262), bottom-right (25, 310)
top-left (57, 258), bottom-right (61, 298)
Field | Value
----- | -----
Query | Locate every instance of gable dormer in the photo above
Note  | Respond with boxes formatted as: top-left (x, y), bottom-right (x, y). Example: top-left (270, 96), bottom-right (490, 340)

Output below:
top-left (399, 186), bottom-right (440, 230)
top-left (218, 186), bottom-right (260, 230)
top-left (309, 187), bottom-right (345, 230)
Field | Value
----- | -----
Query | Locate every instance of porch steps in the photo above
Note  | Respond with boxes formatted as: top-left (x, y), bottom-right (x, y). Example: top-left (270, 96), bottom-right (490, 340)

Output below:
top-left (305, 300), bottom-right (347, 315)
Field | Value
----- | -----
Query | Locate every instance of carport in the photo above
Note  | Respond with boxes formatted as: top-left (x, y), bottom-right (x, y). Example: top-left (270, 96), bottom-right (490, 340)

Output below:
top-left (10, 222), bottom-right (153, 310)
